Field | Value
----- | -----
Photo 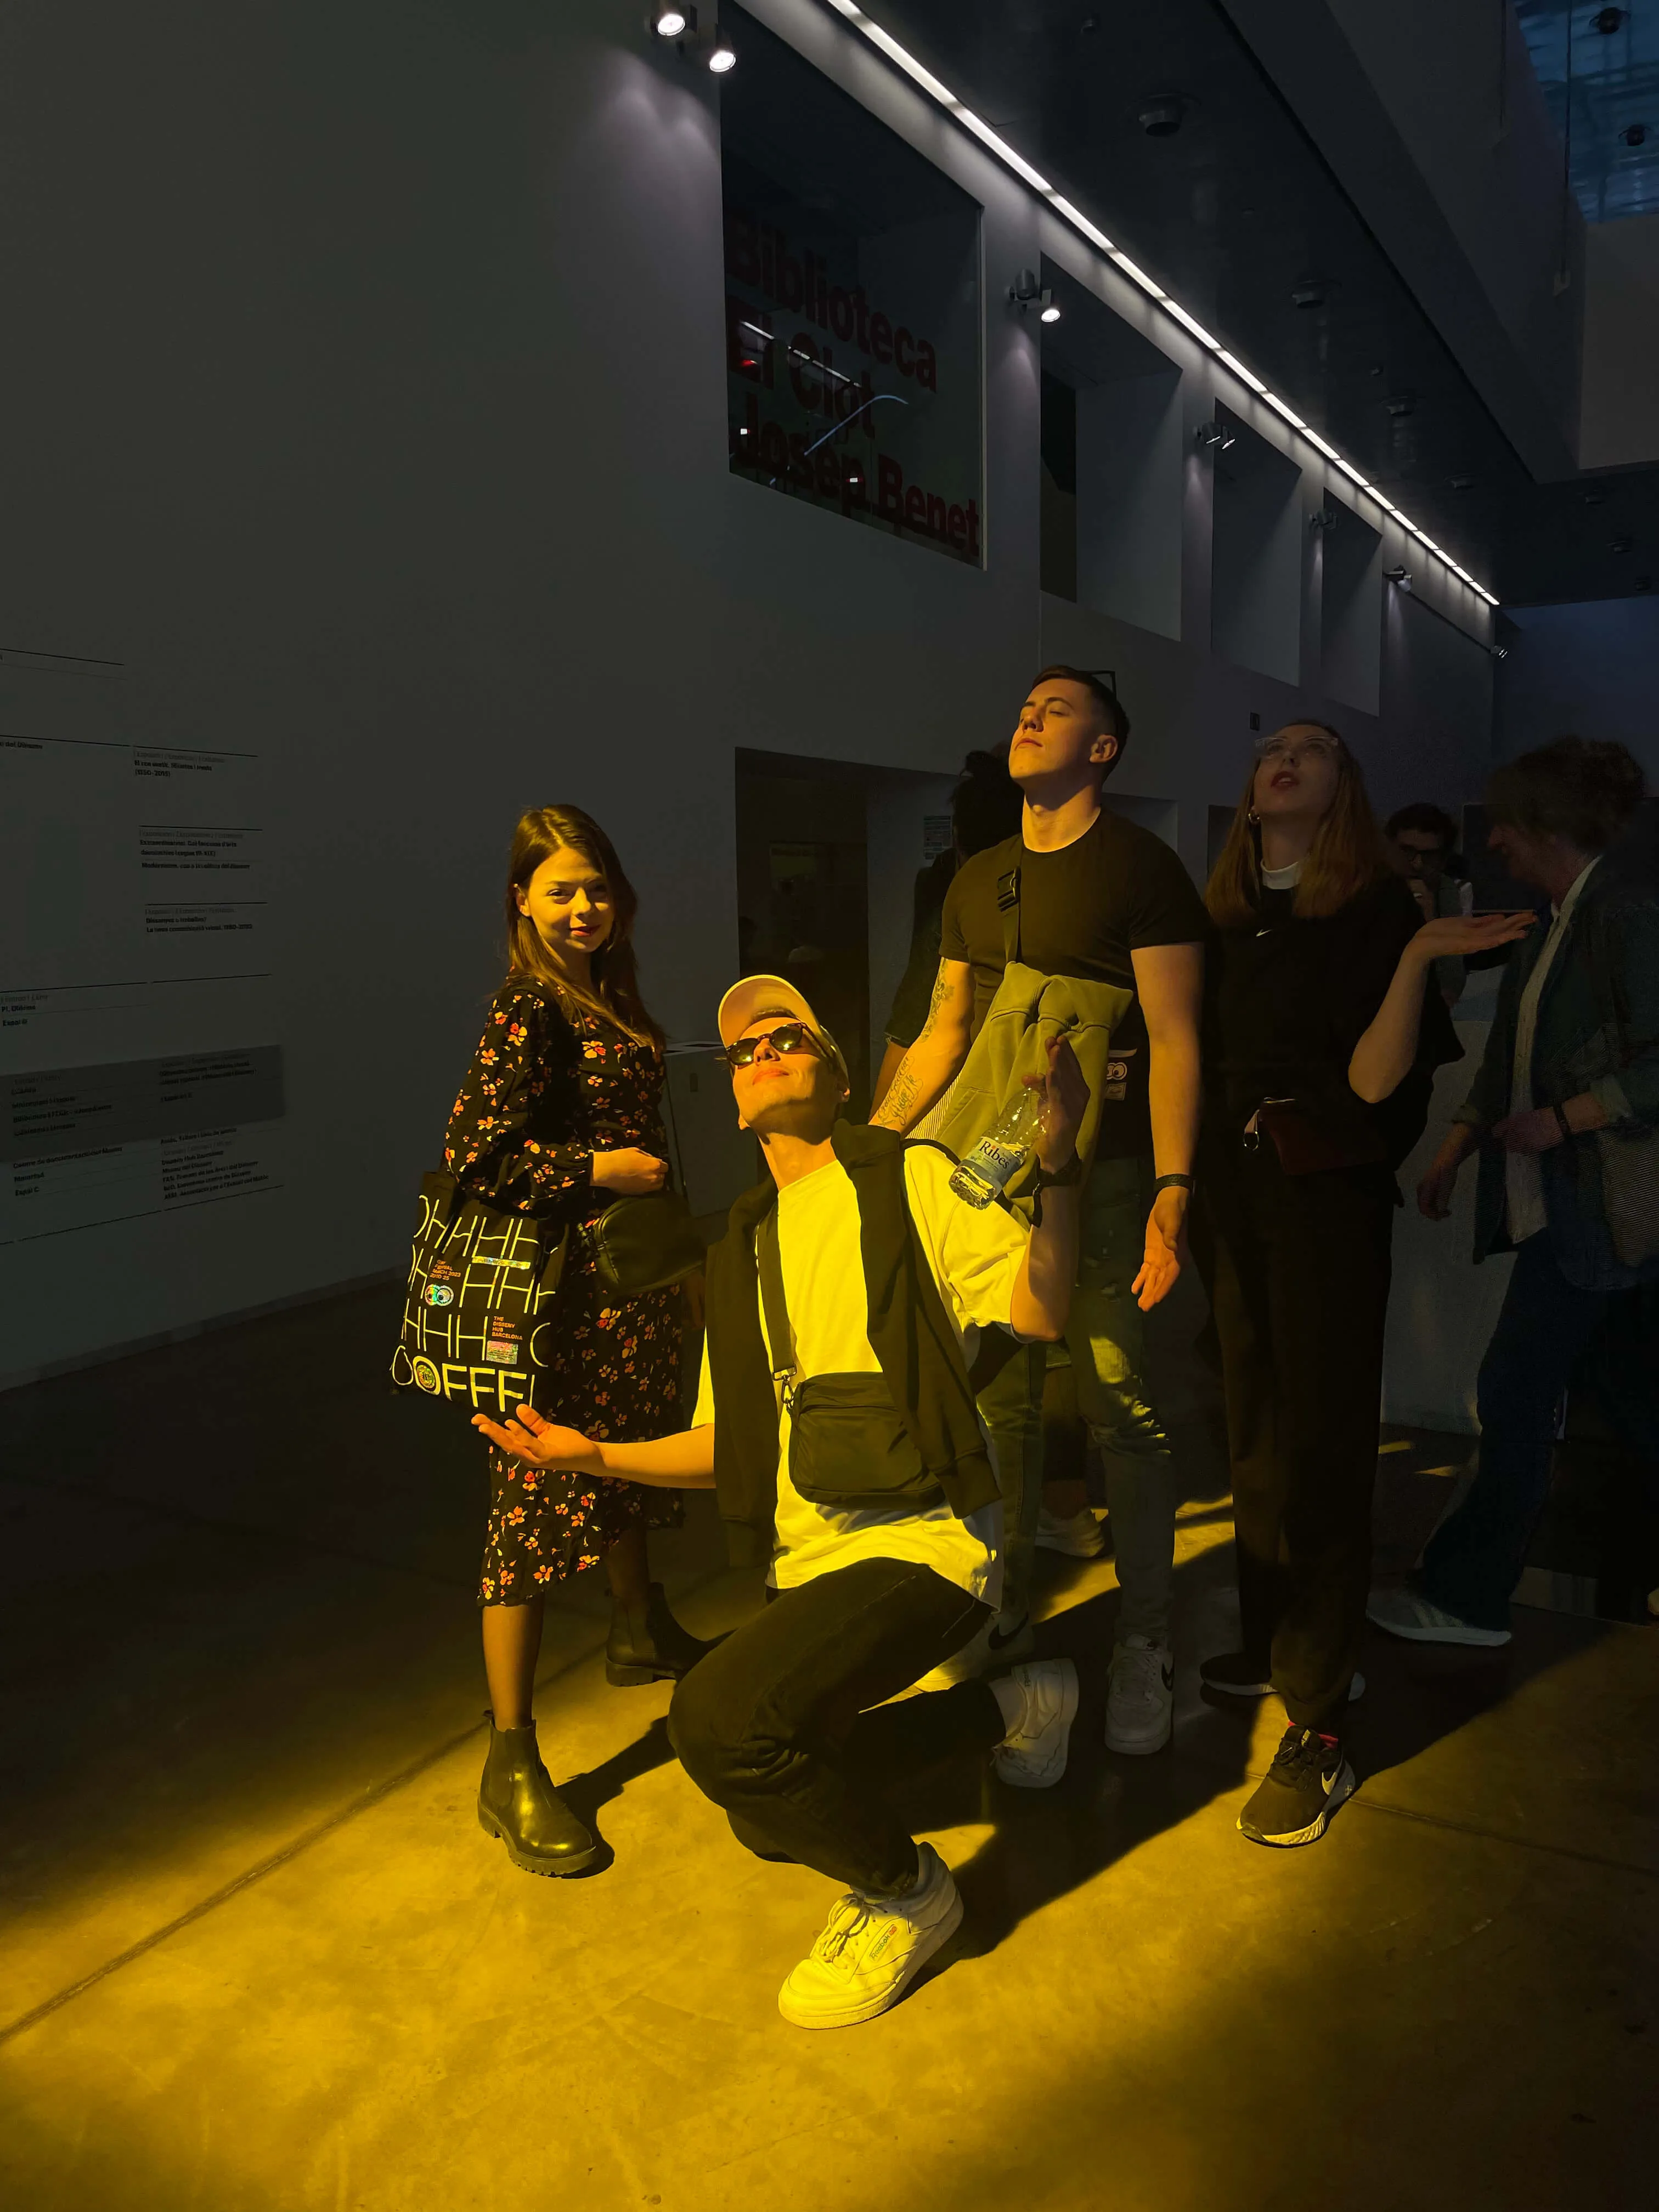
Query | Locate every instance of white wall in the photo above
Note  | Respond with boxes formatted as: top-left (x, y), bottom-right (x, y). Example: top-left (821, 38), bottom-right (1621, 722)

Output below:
top-left (0, 0), bottom-right (1498, 1381)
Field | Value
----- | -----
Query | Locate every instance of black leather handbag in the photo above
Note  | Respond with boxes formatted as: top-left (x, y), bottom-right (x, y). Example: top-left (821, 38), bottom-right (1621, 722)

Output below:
top-left (579, 1101), bottom-right (706, 1297)
top-left (582, 1185), bottom-right (705, 1299)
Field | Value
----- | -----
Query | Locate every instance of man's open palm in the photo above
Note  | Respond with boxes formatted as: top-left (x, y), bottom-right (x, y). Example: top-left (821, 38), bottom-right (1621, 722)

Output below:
top-left (472, 1403), bottom-right (601, 1472)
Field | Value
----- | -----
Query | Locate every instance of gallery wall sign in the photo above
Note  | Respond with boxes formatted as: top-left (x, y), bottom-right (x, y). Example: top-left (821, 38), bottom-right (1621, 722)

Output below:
top-left (720, 6), bottom-right (983, 565)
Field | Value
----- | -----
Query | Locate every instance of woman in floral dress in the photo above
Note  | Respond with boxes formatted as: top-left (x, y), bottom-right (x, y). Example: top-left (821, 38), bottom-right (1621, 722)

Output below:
top-left (447, 804), bottom-right (708, 1876)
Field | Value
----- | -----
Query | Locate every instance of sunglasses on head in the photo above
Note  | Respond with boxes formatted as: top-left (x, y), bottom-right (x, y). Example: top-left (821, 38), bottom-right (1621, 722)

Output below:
top-left (724, 1021), bottom-right (824, 1068)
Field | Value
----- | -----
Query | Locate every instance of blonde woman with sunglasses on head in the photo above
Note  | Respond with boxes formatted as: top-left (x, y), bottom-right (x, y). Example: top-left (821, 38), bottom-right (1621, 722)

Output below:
top-left (1192, 725), bottom-right (1532, 1847)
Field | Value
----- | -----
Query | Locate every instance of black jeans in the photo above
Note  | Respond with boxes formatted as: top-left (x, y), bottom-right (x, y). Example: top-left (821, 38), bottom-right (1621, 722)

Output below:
top-left (669, 1558), bottom-right (1003, 1897)
top-left (1196, 1145), bottom-right (1396, 1732)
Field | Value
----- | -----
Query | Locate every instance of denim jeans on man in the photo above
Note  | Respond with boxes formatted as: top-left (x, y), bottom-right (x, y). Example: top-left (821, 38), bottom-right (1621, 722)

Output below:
top-left (979, 1152), bottom-right (1174, 1633)
top-left (1423, 1234), bottom-right (1659, 1630)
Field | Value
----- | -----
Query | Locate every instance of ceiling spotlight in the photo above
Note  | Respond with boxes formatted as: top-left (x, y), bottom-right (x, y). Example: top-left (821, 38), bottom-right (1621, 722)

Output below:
top-left (1594, 7), bottom-right (1626, 33)
top-left (1308, 505), bottom-right (1340, 533)
top-left (1385, 393), bottom-right (1416, 418)
top-left (1290, 278), bottom-right (1327, 311)
top-left (1490, 644), bottom-right (1510, 660)
top-left (1384, 566), bottom-right (1413, 589)
top-left (1611, 535), bottom-right (1634, 554)
top-left (652, 4), bottom-right (688, 33)
top-left (707, 34), bottom-right (737, 72)
top-left (1449, 475), bottom-right (1475, 491)
top-left (1624, 122), bottom-right (1649, 146)
top-left (1040, 301), bottom-right (1062, 324)
top-left (1138, 93), bottom-right (1186, 137)
top-left (1194, 420), bottom-right (1234, 453)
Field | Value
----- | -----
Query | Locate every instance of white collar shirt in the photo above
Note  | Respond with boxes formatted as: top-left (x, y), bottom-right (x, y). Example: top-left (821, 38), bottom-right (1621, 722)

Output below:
top-left (1505, 858), bottom-right (1600, 1243)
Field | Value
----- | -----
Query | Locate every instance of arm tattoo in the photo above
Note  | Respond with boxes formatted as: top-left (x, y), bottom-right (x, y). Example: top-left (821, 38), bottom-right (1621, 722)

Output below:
top-left (914, 963), bottom-right (951, 1045)
top-left (876, 1066), bottom-right (920, 1130)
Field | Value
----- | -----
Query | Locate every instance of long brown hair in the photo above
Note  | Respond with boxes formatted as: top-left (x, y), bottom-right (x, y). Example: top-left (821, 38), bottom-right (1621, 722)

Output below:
top-left (1205, 720), bottom-right (1391, 928)
top-left (504, 805), bottom-right (664, 1050)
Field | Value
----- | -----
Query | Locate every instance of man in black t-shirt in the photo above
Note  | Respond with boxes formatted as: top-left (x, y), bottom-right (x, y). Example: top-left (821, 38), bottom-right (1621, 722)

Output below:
top-left (874, 667), bottom-right (1206, 1756)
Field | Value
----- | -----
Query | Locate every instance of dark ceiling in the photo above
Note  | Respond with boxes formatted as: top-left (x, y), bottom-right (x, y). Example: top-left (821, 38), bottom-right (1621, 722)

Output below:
top-left (828, 0), bottom-right (1659, 608)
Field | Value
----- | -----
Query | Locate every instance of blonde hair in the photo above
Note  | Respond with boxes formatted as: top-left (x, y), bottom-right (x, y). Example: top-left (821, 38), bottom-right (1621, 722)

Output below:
top-left (504, 805), bottom-right (663, 1051)
top-left (1205, 721), bottom-right (1391, 928)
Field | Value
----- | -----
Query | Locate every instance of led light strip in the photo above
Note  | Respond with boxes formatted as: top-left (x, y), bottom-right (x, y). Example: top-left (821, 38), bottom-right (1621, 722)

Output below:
top-left (819, 0), bottom-right (1499, 607)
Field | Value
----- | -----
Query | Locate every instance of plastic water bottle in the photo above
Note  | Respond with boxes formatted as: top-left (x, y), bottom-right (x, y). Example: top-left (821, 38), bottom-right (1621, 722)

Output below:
top-left (949, 1086), bottom-right (1045, 1209)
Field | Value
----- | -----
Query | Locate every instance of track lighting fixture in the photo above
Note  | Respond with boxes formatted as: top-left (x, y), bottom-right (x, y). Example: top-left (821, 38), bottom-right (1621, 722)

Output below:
top-left (1008, 268), bottom-right (1058, 320)
top-left (1194, 421), bottom-right (1235, 453)
top-left (650, 5), bottom-right (736, 72)
top-left (818, 0), bottom-right (1497, 603)
top-left (1384, 566), bottom-right (1413, 590)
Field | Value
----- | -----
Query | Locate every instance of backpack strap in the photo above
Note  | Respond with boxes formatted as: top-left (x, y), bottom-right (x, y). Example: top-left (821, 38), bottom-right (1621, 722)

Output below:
top-left (996, 865), bottom-right (1021, 967)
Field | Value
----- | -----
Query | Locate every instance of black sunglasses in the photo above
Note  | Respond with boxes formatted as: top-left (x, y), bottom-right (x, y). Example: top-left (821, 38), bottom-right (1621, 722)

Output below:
top-left (724, 1022), bottom-right (824, 1068)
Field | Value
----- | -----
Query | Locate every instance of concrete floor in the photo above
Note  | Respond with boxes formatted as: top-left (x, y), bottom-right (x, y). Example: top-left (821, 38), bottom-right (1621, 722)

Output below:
top-left (2, 1285), bottom-right (1656, 2211)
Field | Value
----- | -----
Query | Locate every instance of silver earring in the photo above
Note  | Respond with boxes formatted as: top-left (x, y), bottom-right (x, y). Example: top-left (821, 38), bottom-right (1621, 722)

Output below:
top-left (1247, 808), bottom-right (1260, 825)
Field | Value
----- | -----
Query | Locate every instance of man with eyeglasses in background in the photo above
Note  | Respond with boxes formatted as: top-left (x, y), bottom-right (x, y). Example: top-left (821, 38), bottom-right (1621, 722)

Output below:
top-left (1386, 803), bottom-right (1475, 1005)
top-left (476, 975), bottom-right (1090, 2029)
top-left (871, 667), bottom-right (1207, 1758)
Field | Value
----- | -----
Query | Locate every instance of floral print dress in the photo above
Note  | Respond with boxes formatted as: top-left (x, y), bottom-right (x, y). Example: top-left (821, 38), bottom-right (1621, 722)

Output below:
top-left (443, 977), bottom-right (685, 1604)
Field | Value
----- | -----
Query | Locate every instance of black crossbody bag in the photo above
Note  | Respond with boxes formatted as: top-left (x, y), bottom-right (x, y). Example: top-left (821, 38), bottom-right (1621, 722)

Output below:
top-left (754, 1210), bottom-right (946, 1512)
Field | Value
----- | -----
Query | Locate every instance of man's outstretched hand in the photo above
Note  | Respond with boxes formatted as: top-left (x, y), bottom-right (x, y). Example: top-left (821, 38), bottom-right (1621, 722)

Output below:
top-left (472, 1403), bottom-right (606, 1475)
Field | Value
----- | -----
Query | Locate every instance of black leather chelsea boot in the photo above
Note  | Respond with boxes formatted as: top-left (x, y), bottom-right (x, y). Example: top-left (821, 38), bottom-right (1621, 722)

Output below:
top-left (477, 1720), bottom-right (597, 1876)
top-left (605, 1581), bottom-right (716, 1686)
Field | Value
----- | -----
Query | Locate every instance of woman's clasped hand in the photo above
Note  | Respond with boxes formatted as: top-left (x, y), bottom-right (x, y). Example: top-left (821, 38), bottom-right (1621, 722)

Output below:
top-left (592, 1147), bottom-right (668, 1193)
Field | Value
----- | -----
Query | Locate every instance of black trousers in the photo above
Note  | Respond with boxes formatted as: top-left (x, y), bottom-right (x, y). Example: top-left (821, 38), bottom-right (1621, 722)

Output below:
top-left (1195, 1144), bottom-right (1396, 1732)
top-left (669, 1558), bottom-right (1003, 1897)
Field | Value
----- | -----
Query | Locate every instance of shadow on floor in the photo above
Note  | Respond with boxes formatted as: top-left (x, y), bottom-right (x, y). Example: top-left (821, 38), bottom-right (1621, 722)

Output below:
top-left (0, 1279), bottom-right (1630, 2028)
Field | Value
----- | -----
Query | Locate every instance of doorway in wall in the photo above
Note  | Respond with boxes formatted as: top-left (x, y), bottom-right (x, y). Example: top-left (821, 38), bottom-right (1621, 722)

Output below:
top-left (735, 750), bottom-right (958, 1120)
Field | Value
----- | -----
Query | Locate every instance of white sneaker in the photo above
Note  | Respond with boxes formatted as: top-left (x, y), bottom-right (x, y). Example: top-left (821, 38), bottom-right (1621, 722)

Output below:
top-left (777, 1843), bottom-right (962, 2029)
top-left (992, 1658), bottom-right (1080, 1787)
top-left (1103, 1635), bottom-right (1174, 1755)
top-left (1035, 1506), bottom-right (1107, 1559)
top-left (1365, 1587), bottom-right (1511, 1647)
top-left (915, 1610), bottom-right (1034, 1691)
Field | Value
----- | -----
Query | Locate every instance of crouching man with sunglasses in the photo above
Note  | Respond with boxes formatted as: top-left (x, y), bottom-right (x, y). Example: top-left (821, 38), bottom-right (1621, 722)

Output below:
top-left (475, 974), bottom-right (1087, 2029)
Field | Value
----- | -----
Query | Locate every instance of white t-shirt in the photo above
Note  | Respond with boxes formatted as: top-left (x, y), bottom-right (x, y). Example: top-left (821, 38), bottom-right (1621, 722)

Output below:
top-left (692, 1146), bottom-right (1028, 1603)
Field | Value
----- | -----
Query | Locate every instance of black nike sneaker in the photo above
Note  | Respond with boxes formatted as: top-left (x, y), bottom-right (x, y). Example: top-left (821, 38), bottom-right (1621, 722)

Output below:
top-left (1202, 1654), bottom-right (1367, 1703)
top-left (1237, 1724), bottom-right (1355, 1847)
top-left (1200, 1650), bottom-right (1274, 1697)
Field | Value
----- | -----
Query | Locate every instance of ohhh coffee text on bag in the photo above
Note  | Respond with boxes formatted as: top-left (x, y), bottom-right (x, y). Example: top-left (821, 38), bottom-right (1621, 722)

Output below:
top-left (390, 1171), bottom-right (569, 1418)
